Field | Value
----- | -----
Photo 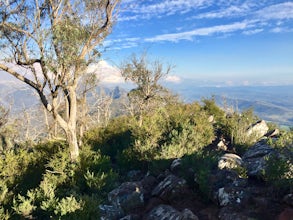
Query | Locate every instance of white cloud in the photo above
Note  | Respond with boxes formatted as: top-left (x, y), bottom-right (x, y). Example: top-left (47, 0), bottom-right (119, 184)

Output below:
top-left (194, 3), bottom-right (251, 19)
top-left (243, 28), bottom-right (263, 35)
top-left (145, 21), bottom-right (250, 42)
top-left (191, 2), bottom-right (293, 22)
top-left (256, 2), bottom-right (293, 20)
top-left (114, 1), bottom-right (293, 49)
top-left (139, 0), bottom-right (209, 14)
top-left (121, 0), bottom-right (212, 21)
top-left (86, 60), bottom-right (124, 84)
top-left (104, 37), bottom-right (140, 50)
top-left (165, 75), bottom-right (181, 83)
top-left (270, 26), bottom-right (293, 33)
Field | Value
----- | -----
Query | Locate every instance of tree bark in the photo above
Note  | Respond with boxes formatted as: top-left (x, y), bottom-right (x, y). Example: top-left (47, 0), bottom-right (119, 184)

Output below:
top-left (52, 85), bottom-right (80, 161)
top-left (66, 125), bottom-right (79, 161)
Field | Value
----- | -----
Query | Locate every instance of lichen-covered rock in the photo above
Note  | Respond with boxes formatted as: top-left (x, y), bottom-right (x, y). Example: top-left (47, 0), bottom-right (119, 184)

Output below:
top-left (140, 175), bottom-right (158, 202)
top-left (265, 128), bottom-right (280, 137)
top-left (246, 120), bottom-right (269, 140)
top-left (217, 187), bottom-right (249, 207)
top-left (217, 140), bottom-right (228, 151)
top-left (218, 153), bottom-right (243, 170)
top-left (145, 205), bottom-right (198, 220)
top-left (170, 158), bottom-right (182, 174)
top-left (145, 205), bottom-right (180, 220)
top-left (181, 208), bottom-right (199, 220)
top-left (208, 170), bottom-right (240, 192)
top-left (242, 140), bottom-right (276, 178)
top-left (99, 204), bottom-right (124, 220)
top-left (151, 174), bottom-right (187, 202)
top-left (108, 182), bottom-right (145, 213)
top-left (243, 140), bottom-right (274, 159)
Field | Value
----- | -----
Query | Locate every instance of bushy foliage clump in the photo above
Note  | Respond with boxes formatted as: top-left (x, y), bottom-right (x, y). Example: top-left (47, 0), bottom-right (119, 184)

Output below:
top-left (84, 102), bottom-right (215, 173)
top-left (201, 97), bottom-right (226, 126)
top-left (0, 141), bottom-right (117, 219)
top-left (265, 129), bottom-right (293, 193)
top-left (180, 151), bottom-right (219, 202)
top-left (267, 129), bottom-right (293, 148)
top-left (221, 108), bottom-right (259, 153)
top-left (83, 116), bottom-right (132, 162)
top-left (158, 103), bottom-right (215, 158)
top-left (117, 102), bottom-right (215, 172)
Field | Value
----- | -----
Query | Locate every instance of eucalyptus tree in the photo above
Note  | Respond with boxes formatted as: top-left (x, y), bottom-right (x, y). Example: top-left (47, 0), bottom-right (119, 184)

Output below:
top-left (0, 0), bottom-right (120, 161)
top-left (121, 54), bottom-right (175, 126)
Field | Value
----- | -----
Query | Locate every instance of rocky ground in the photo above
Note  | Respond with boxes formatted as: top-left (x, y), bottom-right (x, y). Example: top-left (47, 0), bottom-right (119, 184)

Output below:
top-left (99, 121), bottom-right (293, 220)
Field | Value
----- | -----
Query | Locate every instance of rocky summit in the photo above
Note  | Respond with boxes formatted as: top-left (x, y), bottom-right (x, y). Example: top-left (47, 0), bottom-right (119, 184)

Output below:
top-left (100, 121), bottom-right (293, 220)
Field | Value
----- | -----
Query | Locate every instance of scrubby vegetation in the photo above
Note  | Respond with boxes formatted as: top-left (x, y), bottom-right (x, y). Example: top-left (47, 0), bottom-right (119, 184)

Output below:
top-left (1, 98), bottom-right (292, 219)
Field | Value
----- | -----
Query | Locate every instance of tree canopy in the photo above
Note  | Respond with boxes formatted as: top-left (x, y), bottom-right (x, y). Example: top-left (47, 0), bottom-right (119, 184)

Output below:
top-left (0, 0), bottom-right (120, 161)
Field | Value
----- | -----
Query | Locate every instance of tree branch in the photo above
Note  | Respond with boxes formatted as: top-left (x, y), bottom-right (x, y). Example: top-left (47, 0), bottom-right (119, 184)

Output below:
top-left (0, 63), bottom-right (39, 89)
top-left (0, 63), bottom-right (52, 112)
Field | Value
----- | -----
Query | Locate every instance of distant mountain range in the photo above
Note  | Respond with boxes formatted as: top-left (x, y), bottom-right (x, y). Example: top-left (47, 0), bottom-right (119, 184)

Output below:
top-left (164, 81), bottom-right (293, 127)
top-left (1, 61), bottom-right (293, 127)
top-left (1, 79), bottom-right (292, 127)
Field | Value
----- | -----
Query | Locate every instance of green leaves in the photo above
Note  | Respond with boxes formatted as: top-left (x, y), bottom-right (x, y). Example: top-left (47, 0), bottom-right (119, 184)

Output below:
top-left (13, 192), bottom-right (37, 218)
top-left (54, 196), bottom-right (82, 217)
top-left (121, 54), bottom-right (174, 125)
top-left (0, 140), bottom-right (117, 219)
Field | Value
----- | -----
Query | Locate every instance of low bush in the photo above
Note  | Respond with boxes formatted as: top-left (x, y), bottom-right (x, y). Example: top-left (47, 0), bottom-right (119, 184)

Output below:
top-left (0, 141), bottom-right (117, 219)
top-left (115, 102), bottom-right (216, 175)
top-left (221, 108), bottom-right (259, 154)
top-left (181, 151), bottom-right (219, 202)
top-left (83, 116), bottom-right (132, 162)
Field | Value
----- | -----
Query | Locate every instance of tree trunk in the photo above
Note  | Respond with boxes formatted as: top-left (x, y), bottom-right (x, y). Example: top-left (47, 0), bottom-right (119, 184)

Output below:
top-left (53, 86), bottom-right (80, 162)
top-left (78, 95), bottom-right (88, 146)
top-left (66, 125), bottom-right (79, 161)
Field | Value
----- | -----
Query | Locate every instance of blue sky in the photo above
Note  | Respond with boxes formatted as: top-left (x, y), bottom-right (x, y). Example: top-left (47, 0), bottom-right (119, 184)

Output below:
top-left (103, 0), bottom-right (293, 85)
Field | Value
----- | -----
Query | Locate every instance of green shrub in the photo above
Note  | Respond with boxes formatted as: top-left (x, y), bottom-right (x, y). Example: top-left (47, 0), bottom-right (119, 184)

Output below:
top-left (0, 206), bottom-right (10, 220)
top-left (0, 181), bottom-right (11, 206)
top-left (268, 129), bottom-right (293, 148)
top-left (116, 147), bottom-right (147, 173)
top-left (201, 97), bottom-right (226, 125)
top-left (13, 191), bottom-right (36, 218)
top-left (222, 108), bottom-right (259, 154)
top-left (0, 140), bottom-right (117, 219)
top-left (158, 103), bottom-right (215, 159)
top-left (83, 116), bottom-right (132, 162)
top-left (54, 196), bottom-right (82, 217)
top-left (181, 152), bottom-right (218, 202)
top-left (262, 155), bottom-right (292, 194)
top-left (263, 155), bottom-right (292, 181)
top-left (116, 102), bottom-right (216, 175)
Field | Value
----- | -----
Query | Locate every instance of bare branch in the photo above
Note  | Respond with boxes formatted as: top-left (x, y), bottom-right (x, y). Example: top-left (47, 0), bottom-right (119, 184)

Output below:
top-left (0, 63), bottom-right (39, 89)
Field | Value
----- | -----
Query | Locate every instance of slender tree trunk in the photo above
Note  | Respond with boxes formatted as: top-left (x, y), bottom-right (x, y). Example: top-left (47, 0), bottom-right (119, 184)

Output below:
top-left (66, 125), bottom-right (79, 161)
top-left (53, 86), bottom-right (80, 161)
top-left (67, 86), bottom-right (79, 161)
top-left (138, 114), bottom-right (143, 127)
top-left (78, 95), bottom-right (87, 146)
top-left (79, 125), bottom-right (84, 147)
top-left (43, 106), bottom-right (52, 139)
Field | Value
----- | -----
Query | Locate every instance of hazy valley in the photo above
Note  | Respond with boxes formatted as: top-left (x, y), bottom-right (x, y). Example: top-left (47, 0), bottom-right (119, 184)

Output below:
top-left (166, 81), bottom-right (293, 127)
top-left (1, 79), bottom-right (293, 128)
